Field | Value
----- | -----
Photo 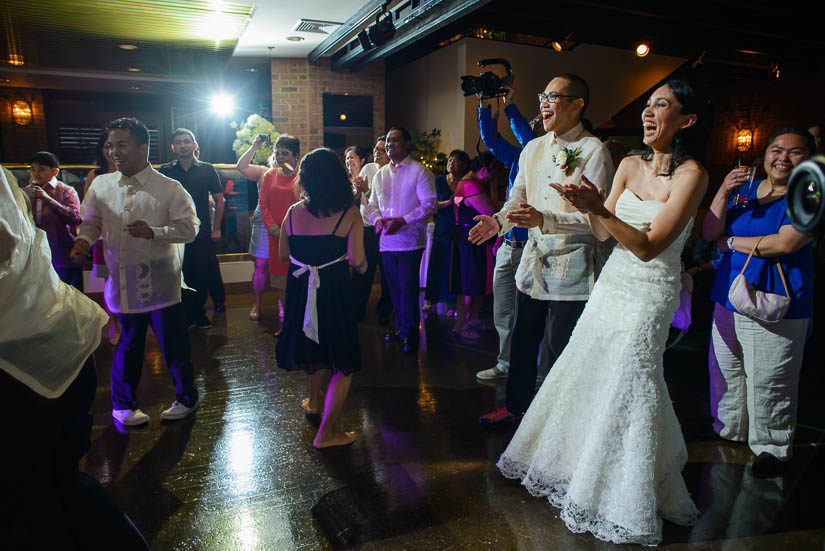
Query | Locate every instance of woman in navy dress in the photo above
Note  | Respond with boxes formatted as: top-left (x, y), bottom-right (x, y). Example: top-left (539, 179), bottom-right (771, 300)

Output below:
top-left (276, 148), bottom-right (367, 448)
top-left (425, 150), bottom-right (470, 314)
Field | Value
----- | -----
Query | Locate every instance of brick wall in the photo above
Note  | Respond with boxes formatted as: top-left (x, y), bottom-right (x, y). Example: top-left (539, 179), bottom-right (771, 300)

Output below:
top-left (270, 58), bottom-right (386, 153)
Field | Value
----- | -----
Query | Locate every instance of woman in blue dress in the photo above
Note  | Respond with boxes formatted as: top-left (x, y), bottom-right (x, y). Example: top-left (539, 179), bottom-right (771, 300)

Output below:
top-left (424, 150), bottom-right (470, 314)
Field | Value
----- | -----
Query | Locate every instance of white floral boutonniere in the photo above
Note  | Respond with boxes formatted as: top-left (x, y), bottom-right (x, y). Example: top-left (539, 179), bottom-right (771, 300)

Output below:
top-left (553, 147), bottom-right (582, 176)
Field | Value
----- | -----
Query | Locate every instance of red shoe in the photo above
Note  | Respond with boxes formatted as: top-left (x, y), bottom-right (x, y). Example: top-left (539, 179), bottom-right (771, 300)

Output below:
top-left (479, 407), bottom-right (521, 427)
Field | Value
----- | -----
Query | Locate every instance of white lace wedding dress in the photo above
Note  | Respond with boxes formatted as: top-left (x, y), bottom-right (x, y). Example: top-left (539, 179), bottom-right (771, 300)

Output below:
top-left (498, 189), bottom-right (699, 546)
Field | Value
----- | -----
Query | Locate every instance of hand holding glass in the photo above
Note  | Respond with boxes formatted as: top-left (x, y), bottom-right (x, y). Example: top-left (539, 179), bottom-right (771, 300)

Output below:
top-left (731, 162), bottom-right (756, 208)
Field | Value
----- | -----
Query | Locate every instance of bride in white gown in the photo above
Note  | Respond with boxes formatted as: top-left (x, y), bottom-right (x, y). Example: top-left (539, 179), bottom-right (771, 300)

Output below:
top-left (497, 80), bottom-right (710, 546)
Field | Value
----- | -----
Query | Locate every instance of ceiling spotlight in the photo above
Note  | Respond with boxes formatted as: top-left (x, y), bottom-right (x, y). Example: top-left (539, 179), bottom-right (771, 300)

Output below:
top-left (635, 43), bottom-right (650, 57)
top-left (244, 67), bottom-right (258, 72)
top-left (286, 36), bottom-right (305, 42)
top-left (128, 86), bottom-right (141, 91)
top-left (367, 6), bottom-right (396, 48)
top-left (118, 44), bottom-right (138, 50)
top-left (339, 113), bottom-right (347, 121)
top-left (127, 67), bottom-right (141, 72)
top-left (210, 93), bottom-right (235, 116)
top-left (550, 33), bottom-right (578, 52)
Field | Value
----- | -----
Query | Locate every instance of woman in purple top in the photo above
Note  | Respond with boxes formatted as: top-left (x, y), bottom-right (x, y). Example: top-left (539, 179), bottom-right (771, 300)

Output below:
top-left (702, 127), bottom-right (816, 477)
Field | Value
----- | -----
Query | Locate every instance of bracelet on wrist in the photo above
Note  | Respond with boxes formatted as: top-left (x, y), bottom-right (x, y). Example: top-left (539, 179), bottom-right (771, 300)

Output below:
top-left (726, 236), bottom-right (735, 251)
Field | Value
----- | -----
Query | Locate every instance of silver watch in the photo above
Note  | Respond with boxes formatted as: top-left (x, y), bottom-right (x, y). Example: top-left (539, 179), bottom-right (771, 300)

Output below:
top-left (726, 236), bottom-right (735, 251)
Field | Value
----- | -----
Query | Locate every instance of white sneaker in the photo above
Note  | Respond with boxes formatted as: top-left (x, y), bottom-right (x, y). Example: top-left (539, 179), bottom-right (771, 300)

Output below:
top-left (161, 400), bottom-right (200, 420)
top-left (476, 365), bottom-right (508, 381)
top-left (112, 408), bottom-right (150, 426)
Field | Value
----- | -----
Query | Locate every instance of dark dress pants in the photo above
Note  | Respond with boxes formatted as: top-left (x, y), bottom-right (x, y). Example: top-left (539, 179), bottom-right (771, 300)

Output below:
top-left (376, 252), bottom-right (393, 319)
top-left (182, 232), bottom-right (218, 322)
top-left (113, 302), bottom-right (198, 410)
top-left (505, 291), bottom-right (586, 416)
top-left (353, 225), bottom-right (381, 321)
top-left (381, 249), bottom-right (424, 339)
top-left (206, 244), bottom-right (226, 306)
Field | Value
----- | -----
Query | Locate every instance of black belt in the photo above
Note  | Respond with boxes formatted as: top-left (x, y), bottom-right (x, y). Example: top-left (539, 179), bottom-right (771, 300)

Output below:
top-left (503, 239), bottom-right (527, 249)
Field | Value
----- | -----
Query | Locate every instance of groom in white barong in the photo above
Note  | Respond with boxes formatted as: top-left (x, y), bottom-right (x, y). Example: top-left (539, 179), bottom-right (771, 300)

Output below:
top-left (470, 74), bottom-right (614, 426)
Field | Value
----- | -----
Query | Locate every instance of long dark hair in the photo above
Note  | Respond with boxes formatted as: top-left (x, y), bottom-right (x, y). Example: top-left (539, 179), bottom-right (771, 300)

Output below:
top-left (641, 79), bottom-right (711, 177)
top-left (92, 130), bottom-right (112, 177)
top-left (297, 148), bottom-right (354, 218)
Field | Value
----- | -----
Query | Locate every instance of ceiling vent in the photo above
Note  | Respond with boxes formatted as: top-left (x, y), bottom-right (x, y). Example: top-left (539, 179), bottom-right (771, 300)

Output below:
top-left (292, 19), bottom-right (343, 35)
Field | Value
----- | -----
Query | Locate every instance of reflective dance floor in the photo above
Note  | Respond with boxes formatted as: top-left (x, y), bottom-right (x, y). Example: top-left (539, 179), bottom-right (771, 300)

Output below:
top-left (81, 288), bottom-right (825, 550)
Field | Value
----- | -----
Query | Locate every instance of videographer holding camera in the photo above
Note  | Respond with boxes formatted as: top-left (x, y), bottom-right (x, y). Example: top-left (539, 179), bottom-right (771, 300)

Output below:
top-left (473, 83), bottom-right (543, 383)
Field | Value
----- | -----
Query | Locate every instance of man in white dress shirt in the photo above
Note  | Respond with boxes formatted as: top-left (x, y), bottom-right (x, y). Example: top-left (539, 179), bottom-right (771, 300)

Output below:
top-left (70, 118), bottom-right (201, 427)
top-left (366, 127), bottom-right (437, 354)
top-left (470, 75), bottom-right (615, 426)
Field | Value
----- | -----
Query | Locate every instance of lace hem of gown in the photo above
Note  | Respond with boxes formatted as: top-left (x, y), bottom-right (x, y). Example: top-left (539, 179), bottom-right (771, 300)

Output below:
top-left (498, 456), bottom-right (699, 547)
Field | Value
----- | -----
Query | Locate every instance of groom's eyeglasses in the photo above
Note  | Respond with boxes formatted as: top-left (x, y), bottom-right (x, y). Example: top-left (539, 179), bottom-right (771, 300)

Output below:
top-left (538, 92), bottom-right (579, 104)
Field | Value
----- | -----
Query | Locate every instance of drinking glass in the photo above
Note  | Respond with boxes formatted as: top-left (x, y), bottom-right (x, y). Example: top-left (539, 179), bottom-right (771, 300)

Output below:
top-left (732, 161), bottom-right (757, 208)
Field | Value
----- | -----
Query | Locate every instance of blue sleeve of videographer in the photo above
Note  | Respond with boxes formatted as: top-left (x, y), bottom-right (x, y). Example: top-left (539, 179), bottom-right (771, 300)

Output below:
top-left (478, 105), bottom-right (520, 168)
top-left (505, 103), bottom-right (536, 148)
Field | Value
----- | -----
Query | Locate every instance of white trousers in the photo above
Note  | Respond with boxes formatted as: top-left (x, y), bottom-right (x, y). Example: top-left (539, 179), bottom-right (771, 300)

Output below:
top-left (709, 302), bottom-right (809, 460)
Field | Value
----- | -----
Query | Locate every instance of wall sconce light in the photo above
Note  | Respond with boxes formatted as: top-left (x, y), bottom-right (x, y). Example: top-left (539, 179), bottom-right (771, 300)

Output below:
top-left (736, 129), bottom-right (753, 152)
top-left (12, 100), bottom-right (32, 126)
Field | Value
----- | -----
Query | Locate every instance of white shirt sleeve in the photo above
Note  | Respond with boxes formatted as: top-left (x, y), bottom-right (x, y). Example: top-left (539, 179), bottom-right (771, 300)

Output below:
top-left (402, 166), bottom-right (437, 225)
top-left (149, 183), bottom-right (200, 242)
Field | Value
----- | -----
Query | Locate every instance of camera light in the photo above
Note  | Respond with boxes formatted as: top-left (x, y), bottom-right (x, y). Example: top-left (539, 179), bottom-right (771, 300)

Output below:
top-left (210, 94), bottom-right (234, 116)
top-left (636, 43), bottom-right (650, 57)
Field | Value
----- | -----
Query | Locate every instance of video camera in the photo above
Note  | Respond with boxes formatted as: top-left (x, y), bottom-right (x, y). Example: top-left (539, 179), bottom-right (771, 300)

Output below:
top-left (460, 59), bottom-right (514, 100)
top-left (786, 155), bottom-right (825, 239)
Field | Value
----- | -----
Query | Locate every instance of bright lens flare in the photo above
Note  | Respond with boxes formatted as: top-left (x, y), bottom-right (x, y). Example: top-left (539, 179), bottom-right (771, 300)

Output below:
top-left (211, 94), bottom-right (234, 116)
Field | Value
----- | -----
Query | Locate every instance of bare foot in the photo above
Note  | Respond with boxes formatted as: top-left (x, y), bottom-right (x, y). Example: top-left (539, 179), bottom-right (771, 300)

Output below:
top-left (314, 431), bottom-right (356, 449)
top-left (301, 397), bottom-right (321, 415)
top-left (249, 308), bottom-right (260, 321)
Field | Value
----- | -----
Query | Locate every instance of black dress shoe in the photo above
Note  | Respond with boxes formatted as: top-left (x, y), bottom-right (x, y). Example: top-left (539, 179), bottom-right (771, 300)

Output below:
top-left (384, 331), bottom-right (402, 343)
top-left (751, 452), bottom-right (783, 478)
top-left (401, 337), bottom-right (418, 355)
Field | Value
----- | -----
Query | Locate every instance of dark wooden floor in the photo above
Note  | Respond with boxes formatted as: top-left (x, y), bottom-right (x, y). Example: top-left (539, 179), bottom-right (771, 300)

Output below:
top-left (80, 288), bottom-right (825, 550)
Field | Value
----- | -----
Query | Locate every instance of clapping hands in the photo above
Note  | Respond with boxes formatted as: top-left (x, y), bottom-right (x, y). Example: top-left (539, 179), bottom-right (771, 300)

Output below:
top-left (550, 175), bottom-right (606, 215)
